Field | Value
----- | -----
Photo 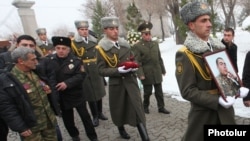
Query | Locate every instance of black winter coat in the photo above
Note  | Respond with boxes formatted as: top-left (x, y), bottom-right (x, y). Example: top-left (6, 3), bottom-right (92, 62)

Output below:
top-left (0, 72), bottom-right (37, 133)
top-left (242, 51), bottom-right (250, 101)
top-left (46, 54), bottom-right (86, 110)
top-left (0, 51), bottom-right (61, 116)
top-left (221, 39), bottom-right (238, 73)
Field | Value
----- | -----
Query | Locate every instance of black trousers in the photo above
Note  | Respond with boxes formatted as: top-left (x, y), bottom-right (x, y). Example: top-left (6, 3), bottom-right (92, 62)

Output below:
top-left (143, 83), bottom-right (165, 109)
top-left (61, 101), bottom-right (97, 140)
top-left (88, 99), bottom-right (103, 118)
top-left (0, 117), bottom-right (8, 141)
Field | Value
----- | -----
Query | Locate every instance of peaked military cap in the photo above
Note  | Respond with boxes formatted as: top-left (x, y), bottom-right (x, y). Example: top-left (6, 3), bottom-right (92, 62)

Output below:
top-left (36, 28), bottom-right (47, 35)
top-left (180, 1), bottom-right (211, 25)
top-left (101, 17), bottom-right (119, 29)
top-left (75, 20), bottom-right (89, 29)
top-left (137, 21), bottom-right (153, 33)
top-left (52, 36), bottom-right (71, 47)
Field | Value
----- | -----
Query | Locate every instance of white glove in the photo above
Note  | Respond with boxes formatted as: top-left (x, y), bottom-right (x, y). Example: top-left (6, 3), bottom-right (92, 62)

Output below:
top-left (118, 66), bottom-right (132, 73)
top-left (131, 68), bottom-right (138, 72)
top-left (218, 96), bottom-right (235, 109)
top-left (238, 87), bottom-right (249, 98)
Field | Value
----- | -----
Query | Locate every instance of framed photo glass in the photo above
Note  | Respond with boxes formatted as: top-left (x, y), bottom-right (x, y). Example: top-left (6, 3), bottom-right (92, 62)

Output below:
top-left (203, 49), bottom-right (241, 100)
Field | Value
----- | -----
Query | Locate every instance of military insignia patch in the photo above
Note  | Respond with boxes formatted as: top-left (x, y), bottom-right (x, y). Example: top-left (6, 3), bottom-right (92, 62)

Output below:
top-left (68, 64), bottom-right (74, 69)
top-left (200, 3), bottom-right (208, 9)
top-left (112, 20), bottom-right (117, 25)
top-left (176, 62), bottom-right (183, 74)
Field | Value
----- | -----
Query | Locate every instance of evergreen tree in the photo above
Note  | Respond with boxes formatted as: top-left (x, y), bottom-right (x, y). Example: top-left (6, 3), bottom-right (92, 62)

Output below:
top-left (91, 0), bottom-right (106, 40)
top-left (125, 1), bottom-right (143, 31)
top-left (125, 1), bottom-right (143, 47)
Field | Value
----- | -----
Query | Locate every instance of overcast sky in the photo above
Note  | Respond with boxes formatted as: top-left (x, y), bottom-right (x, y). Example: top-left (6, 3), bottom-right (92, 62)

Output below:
top-left (0, 0), bottom-right (86, 37)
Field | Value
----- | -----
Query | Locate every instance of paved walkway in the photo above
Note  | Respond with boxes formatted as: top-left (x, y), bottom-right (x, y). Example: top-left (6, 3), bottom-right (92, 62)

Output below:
top-left (7, 89), bottom-right (250, 141)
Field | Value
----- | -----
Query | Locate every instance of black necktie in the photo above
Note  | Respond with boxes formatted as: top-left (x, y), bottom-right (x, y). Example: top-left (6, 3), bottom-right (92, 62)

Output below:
top-left (84, 37), bottom-right (87, 42)
top-left (207, 42), bottom-right (213, 51)
top-left (115, 42), bottom-right (119, 48)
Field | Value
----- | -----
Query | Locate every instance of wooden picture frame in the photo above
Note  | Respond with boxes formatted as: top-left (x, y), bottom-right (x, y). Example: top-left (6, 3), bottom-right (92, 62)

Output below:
top-left (203, 49), bottom-right (241, 101)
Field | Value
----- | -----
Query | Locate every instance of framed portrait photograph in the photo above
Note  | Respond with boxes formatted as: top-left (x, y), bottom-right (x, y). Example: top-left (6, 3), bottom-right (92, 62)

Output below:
top-left (203, 49), bottom-right (241, 100)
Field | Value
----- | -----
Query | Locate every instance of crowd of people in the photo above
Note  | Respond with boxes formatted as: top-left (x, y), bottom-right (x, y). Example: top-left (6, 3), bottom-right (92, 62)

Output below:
top-left (0, 1), bottom-right (250, 141)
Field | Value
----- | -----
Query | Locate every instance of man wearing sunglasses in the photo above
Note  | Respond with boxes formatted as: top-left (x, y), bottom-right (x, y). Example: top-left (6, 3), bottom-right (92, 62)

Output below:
top-left (132, 21), bottom-right (170, 115)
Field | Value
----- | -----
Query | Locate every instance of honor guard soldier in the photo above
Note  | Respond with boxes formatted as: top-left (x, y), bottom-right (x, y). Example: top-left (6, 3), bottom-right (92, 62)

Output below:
top-left (72, 20), bottom-right (107, 127)
top-left (133, 21), bottom-right (170, 114)
top-left (175, 2), bottom-right (248, 141)
top-left (96, 16), bottom-right (150, 141)
top-left (47, 36), bottom-right (98, 141)
top-left (36, 28), bottom-right (55, 55)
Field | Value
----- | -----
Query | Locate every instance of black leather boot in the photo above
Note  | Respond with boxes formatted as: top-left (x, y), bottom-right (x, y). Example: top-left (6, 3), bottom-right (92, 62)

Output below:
top-left (118, 126), bottom-right (130, 139)
top-left (97, 100), bottom-right (108, 120)
top-left (143, 94), bottom-right (150, 114)
top-left (89, 101), bottom-right (99, 127)
top-left (137, 123), bottom-right (150, 141)
top-left (92, 116), bottom-right (99, 127)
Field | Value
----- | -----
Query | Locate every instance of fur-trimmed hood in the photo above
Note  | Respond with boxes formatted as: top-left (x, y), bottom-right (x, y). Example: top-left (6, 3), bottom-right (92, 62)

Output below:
top-left (74, 34), bottom-right (97, 43)
top-left (98, 35), bottom-right (130, 51)
top-left (184, 31), bottom-right (225, 53)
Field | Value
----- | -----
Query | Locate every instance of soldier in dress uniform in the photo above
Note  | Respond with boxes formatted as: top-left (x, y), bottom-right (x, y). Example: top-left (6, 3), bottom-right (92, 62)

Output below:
top-left (0, 47), bottom-right (57, 141)
top-left (47, 36), bottom-right (98, 141)
top-left (36, 28), bottom-right (55, 56)
top-left (96, 16), bottom-right (150, 141)
top-left (174, 2), bottom-right (245, 141)
top-left (215, 57), bottom-right (240, 97)
top-left (72, 20), bottom-right (107, 127)
top-left (132, 21), bottom-right (170, 114)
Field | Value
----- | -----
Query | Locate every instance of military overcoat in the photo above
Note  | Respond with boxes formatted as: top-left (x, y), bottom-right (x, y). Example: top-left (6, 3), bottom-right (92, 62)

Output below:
top-left (175, 32), bottom-right (235, 141)
top-left (133, 39), bottom-right (166, 85)
top-left (72, 35), bottom-right (106, 101)
top-left (96, 36), bottom-right (146, 127)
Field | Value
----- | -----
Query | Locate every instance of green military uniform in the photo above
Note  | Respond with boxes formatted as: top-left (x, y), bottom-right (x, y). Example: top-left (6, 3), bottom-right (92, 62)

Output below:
top-left (72, 35), bottom-right (106, 102)
top-left (11, 66), bottom-right (57, 141)
top-left (132, 21), bottom-right (167, 111)
top-left (216, 75), bottom-right (240, 96)
top-left (36, 28), bottom-right (54, 55)
top-left (97, 36), bottom-right (146, 127)
top-left (175, 32), bottom-right (235, 141)
top-left (72, 21), bottom-right (107, 127)
top-left (36, 39), bottom-right (54, 55)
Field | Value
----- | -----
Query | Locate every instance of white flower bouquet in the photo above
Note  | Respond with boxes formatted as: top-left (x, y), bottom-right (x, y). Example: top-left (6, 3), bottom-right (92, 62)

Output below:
top-left (126, 30), bottom-right (141, 47)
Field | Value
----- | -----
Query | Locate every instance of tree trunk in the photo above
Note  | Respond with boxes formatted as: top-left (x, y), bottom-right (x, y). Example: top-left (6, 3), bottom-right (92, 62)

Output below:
top-left (160, 15), bottom-right (165, 41)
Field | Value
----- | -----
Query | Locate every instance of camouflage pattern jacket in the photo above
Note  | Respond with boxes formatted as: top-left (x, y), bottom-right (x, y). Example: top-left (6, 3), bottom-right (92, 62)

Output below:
top-left (0, 69), bottom-right (56, 133)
